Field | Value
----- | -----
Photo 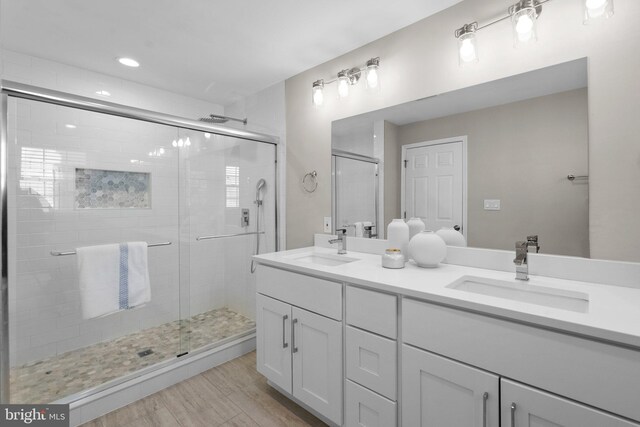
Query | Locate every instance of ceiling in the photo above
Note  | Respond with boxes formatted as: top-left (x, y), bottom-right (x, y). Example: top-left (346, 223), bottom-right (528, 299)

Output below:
top-left (0, 0), bottom-right (462, 106)
top-left (332, 58), bottom-right (588, 138)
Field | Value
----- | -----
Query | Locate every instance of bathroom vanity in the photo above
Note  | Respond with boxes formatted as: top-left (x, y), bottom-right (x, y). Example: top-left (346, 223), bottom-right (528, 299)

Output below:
top-left (253, 245), bottom-right (640, 427)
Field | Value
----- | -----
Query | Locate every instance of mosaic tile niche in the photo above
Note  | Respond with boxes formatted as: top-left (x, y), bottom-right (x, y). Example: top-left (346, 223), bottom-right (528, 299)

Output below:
top-left (75, 168), bottom-right (151, 209)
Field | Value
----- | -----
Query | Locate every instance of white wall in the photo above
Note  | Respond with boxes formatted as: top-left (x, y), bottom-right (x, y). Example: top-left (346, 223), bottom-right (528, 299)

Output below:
top-left (284, 0), bottom-right (640, 262)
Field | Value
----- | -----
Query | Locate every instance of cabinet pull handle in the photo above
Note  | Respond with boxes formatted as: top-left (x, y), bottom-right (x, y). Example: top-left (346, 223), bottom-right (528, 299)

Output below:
top-left (292, 318), bottom-right (298, 353)
top-left (510, 402), bottom-right (517, 427)
top-left (482, 392), bottom-right (488, 427)
top-left (282, 315), bottom-right (288, 349)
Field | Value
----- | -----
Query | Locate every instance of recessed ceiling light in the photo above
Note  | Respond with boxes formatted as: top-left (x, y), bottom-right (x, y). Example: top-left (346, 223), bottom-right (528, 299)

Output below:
top-left (65, 124), bottom-right (77, 129)
top-left (117, 57), bottom-right (140, 68)
top-left (96, 90), bottom-right (111, 97)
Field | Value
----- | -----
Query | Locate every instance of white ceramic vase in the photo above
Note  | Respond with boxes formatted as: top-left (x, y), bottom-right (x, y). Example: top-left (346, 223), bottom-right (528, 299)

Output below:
top-left (406, 217), bottom-right (425, 240)
top-left (436, 227), bottom-right (467, 247)
top-left (408, 231), bottom-right (447, 268)
top-left (387, 219), bottom-right (410, 261)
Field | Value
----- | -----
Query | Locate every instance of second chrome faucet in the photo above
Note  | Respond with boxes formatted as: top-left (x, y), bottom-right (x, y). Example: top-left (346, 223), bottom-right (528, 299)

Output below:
top-left (329, 228), bottom-right (347, 255)
top-left (514, 235), bottom-right (540, 281)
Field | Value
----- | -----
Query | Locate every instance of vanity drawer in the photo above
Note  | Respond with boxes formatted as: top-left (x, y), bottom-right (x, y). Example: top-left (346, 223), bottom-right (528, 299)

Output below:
top-left (345, 380), bottom-right (397, 427)
top-left (256, 266), bottom-right (342, 320)
top-left (403, 298), bottom-right (640, 422)
top-left (346, 326), bottom-right (397, 400)
top-left (346, 286), bottom-right (397, 338)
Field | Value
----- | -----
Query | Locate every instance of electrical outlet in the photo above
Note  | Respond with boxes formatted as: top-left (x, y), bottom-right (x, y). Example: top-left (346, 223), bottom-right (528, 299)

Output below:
top-left (323, 216), bottom-right (332, 233)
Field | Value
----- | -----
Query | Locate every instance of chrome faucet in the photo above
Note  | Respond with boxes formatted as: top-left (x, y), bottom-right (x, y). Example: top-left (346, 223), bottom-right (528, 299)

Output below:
top-left (514, 241), bottom-right (529, 281)
top-left (329, 228), bottom-right (347, 255)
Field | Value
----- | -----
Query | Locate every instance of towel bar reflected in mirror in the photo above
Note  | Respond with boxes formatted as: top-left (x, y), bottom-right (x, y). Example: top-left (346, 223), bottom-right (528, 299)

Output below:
top-left (50, 241), bottom-right (173, 256)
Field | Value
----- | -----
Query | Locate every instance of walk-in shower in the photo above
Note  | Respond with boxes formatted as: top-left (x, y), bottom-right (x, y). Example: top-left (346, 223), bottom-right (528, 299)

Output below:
top-left (0, 81), bottom-right (278, 406)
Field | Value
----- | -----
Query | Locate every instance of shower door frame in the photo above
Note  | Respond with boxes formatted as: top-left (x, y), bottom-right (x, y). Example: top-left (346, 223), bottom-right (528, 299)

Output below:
top-left (331, 149), bottom-right (380, 237)
top-left (0, 80), bottom-right (281, 404)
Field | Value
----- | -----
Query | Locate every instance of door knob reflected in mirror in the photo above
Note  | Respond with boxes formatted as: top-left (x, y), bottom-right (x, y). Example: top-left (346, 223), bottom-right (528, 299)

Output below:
top-left (454, 225), bottom-right (461, 232)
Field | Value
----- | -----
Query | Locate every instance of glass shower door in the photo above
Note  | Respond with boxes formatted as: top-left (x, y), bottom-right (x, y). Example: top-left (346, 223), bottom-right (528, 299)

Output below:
top-left (7, 98), bottom-right (184, 403)
top-left (334, 155), bottom-right (379, 237)
top-left (177, 129), bottom-right (276, 353)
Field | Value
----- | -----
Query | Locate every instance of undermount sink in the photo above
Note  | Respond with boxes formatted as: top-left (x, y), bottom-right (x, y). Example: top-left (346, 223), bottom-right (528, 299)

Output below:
top-left (446, 276), bottom-right (589, 313)
top-left (286, 252), bottom-right (359, 267)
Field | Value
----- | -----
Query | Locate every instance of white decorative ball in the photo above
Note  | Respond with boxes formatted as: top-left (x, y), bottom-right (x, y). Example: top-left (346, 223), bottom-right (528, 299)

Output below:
top-left (406, 217), bottom-right (425, 240)
top-left (436, 227), bottom-right (467, 247)
top-left (408, 231), bottom-right (447, 268)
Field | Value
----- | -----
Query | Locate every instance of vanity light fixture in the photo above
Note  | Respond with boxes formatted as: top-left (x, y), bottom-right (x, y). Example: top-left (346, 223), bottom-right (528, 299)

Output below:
top-left (455, 23), bottom-right (479, 65)
top-left (584, 0), bottom-right (613, 23)
top-left (365, 57), bottom-right (380, 89)
top-left (310, 57), bottom-right (380, 106)
top-left (509, 0), bottom-right (541, 46)
top-left (455, 0), bottom-right (616, 65)
top-left (95, 90), bottom-right (111, 97)
top-left (312, 80), bottom-right (324, 107)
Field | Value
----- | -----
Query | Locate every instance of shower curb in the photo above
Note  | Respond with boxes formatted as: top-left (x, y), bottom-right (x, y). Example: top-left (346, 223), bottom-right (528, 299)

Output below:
top-left (66, 334), bottom-right (256, 426)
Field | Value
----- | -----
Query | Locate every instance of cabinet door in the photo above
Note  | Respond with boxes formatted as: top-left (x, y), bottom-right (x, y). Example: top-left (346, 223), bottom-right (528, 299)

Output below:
top-left (501, 379), bottom-right (640, 427)
top-left (402, 345), bottom-right (499, 427)
top-left (292, 306), bottom-right (343, 425)
top-left (256, 294), bottom-right (292, 394)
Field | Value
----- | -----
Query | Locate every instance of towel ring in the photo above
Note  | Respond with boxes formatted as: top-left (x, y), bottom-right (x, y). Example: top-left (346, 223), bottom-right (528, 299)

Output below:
top-left (303, 171), bottom-right (318, 193)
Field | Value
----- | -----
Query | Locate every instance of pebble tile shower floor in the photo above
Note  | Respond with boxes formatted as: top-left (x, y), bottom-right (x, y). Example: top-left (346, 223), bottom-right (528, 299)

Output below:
top-left (10, 307), bottom-right (255, 404)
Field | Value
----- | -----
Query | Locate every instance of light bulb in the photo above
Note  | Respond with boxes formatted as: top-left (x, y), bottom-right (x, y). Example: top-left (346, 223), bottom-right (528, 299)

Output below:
top-left (460, 40), bottom-right (475, 62)
top-left (516, 15), bottom-right (534, 40)
top-left (177, 139), bottom-right (184, 147)
top-left (337, 76), bottom-right (349, 99)
top-left (185, 137), bottom-right (191, 146)
top-left (204, 133), bottom-right (211, 139)
top-left (172, 140), bottom-right (177, 147)
top-left (159, 147), bottom-right (165, 154)
top-left (586, 0), bottom-right (607, 16)
top-left (584, 0), bottom-right (613, 22)
top-left (366, 68), bottom-right (378, 88)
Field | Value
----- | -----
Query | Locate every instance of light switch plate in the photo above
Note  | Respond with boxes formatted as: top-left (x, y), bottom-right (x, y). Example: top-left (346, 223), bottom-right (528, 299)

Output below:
top-left (323, 216), bottom-right (332, 233)
top-left (484, 199), bottom-right (501, 211)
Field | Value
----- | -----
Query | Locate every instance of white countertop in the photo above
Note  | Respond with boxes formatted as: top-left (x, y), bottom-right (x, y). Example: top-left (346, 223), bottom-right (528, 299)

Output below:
top-left (254, 246), bottom-right (640, 349)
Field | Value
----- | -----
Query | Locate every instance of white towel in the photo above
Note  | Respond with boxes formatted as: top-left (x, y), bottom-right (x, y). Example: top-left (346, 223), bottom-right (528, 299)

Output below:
top-left (77, 242), bottom-right (151, 319)
top-left (354, 222), bottom-right (364, 238)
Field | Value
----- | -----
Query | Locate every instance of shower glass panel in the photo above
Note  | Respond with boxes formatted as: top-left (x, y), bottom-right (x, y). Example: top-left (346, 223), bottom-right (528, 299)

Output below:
top-left (177, 129), bottom-right (276, 353)
top-left (7, 98), bottom-right (184, 403)
top-left (334, 155), bottom-right (378, 237)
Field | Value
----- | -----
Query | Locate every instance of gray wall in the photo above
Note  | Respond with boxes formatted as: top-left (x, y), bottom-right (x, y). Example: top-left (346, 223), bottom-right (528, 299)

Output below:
top-left (396, 89), bottom-right (589, 257)
top-left (284, 0), bottom-right (640, 262)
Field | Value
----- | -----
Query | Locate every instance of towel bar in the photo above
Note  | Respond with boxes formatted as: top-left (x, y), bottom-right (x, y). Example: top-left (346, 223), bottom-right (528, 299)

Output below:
top-left (196, 231), bottom-right (264, 241)
top-left (50, 241), bottom-right (172, 256)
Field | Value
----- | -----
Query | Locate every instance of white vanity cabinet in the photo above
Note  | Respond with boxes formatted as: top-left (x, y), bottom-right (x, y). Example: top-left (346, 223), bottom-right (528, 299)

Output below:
top-left (501, 379), bottom-right (639, 427)
top-left (256, 267), bottom-right (343, 426)
top-left (402, 345), bottom-right (499, 427)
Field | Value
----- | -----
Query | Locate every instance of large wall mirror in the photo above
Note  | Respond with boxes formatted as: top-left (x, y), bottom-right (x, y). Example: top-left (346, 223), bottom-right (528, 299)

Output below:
top-left (332, 58), bottom-right (590, 259)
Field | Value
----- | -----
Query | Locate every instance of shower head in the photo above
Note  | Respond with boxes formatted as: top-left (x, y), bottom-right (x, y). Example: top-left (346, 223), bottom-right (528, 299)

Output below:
top-left (255, 179), bottom-right (267, 204)
top-left (198, 114), bottom-right (248, 125)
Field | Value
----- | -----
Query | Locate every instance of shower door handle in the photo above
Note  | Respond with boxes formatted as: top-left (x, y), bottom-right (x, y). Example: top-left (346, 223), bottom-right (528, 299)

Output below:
top-left (282, 315), bottom-right (288, 349)
top-left (292, 318), bottom-right (298, 353)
